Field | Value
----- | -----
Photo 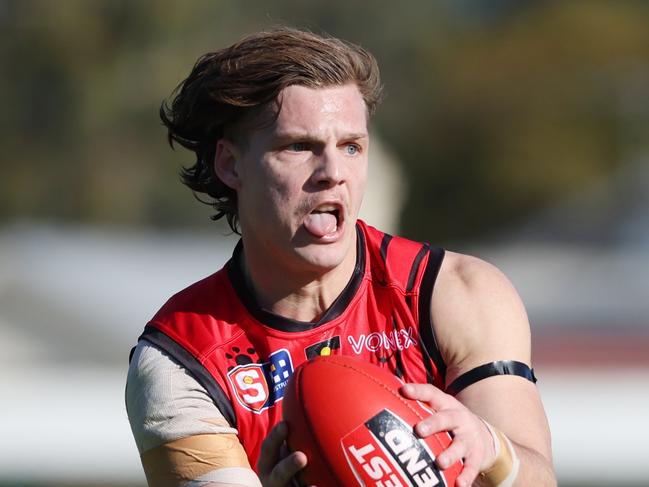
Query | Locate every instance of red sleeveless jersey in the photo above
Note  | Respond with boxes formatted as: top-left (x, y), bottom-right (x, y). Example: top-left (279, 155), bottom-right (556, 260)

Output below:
top-left (140, 220), bottom-right (447, 469)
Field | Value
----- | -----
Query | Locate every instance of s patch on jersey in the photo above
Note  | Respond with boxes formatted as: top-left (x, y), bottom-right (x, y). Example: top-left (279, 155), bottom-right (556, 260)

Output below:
top-left (228, 348), bottom-right (294, 413)
top-left (305, 336), bottom-right (341, 359)
top-left (341, 409), bottom-right (446, 487)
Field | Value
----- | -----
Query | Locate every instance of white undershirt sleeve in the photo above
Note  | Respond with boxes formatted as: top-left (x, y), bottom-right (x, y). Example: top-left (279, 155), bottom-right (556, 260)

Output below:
top-left (126, 338), bottom-right (238, 454)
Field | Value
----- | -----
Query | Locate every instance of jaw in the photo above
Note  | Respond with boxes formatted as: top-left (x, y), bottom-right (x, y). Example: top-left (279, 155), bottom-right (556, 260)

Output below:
top-left (292, 216), bottom-right (357, 272)
top-left (237, 192), bottom-right (359, 284)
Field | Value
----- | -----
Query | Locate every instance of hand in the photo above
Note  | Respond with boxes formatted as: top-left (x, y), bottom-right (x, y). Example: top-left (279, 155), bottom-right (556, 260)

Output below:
top-left (400, 384), bottom-right (496, 487)
top-left (257, 421), bottom-right (309, 487)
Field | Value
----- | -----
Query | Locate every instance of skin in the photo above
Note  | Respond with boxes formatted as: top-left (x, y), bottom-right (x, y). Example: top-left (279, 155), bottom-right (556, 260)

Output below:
top-left (207, 83), bottom-right (556, 487)
top-left (403, 253), bottom-right (555, 486)
top-left (214, 83), bottom-right (369, 321)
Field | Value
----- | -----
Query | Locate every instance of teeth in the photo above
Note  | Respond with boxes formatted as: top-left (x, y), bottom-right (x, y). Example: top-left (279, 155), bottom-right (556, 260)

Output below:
top-left (314, 204), bottom-right (337, 213)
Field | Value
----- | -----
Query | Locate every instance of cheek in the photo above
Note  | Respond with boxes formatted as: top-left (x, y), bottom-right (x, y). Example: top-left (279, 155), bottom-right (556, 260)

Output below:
top-left (263, 176), bottom-right (295, 204)
top-left (253, 169), bottom-right (305, 218)
top-left (244, 163), bottom-right (283, 198)
top-left (263, 165), bottom-right (306, 199)
top-left (351, 160), bottom-right (368, 197)
top-left (358, 163), bottom-right (368, 188)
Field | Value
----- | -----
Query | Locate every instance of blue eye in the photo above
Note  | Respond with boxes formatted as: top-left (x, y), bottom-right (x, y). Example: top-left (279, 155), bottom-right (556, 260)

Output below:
top-left (345, 144), bottom-right (359, 155)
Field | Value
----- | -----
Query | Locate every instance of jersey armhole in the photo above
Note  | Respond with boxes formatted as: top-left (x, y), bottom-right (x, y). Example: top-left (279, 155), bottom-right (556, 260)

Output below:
top-left (140, 326), bottom-right (237, 428)
top-left (445, 360), bottom-right (537, 396)
top-left (417, 246), bottom-right (447, 386)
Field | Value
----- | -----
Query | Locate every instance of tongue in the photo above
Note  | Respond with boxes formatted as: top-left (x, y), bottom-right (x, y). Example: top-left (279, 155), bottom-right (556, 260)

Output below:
top-left (304, 212), bottom-right (337, 237)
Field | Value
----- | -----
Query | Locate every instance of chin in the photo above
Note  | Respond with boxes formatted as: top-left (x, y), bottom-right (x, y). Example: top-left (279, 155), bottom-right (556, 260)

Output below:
top-left (295, 244), bottom-right (347, 271)
top-left (295, 230), bottom-right (356, 273)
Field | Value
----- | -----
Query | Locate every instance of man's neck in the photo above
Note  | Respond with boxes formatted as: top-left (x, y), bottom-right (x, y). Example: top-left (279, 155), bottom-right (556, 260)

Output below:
top-left (239, 242), bottom-right (358, 323)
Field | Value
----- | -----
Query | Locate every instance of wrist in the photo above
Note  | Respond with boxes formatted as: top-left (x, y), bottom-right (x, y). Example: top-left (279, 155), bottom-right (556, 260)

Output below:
top-left (475, 420), bottom-right (520, 487)
top-left (479, 418), bottom-right (499, 471)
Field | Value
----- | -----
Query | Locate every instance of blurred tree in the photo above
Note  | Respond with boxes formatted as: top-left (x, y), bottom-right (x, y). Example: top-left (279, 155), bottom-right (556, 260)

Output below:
top-left (1, 0), bottom-right (648, 245)
top-left (383, 1), bottom-right (649, 244)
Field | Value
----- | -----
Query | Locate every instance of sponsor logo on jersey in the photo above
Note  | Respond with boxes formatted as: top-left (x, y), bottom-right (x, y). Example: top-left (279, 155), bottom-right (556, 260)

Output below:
top-left (341, 409), bottom-right (446, 487)
top-left (347, 326), bottom-right (416, 355)
top-left (305, 335), bottom-right (341, 359)
top-left (227, 348), bottom-right (294, 413)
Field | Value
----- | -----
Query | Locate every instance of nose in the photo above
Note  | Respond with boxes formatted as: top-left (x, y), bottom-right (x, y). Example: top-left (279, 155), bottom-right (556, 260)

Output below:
top-left (311, 147), bottom-right (344, 188)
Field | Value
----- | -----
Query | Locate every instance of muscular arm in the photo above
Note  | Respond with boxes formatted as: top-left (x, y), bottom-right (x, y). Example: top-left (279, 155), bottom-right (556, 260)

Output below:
top-left (429, 252), bottom-right (555, 486)
top-left (126, 340), bottom-right (261, 487)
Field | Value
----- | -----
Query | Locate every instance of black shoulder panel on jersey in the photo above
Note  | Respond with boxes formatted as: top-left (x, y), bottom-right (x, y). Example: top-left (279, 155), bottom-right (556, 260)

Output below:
top-left (445, 360), bottom-right (537, 396)
top-left (418, 246), bottom-right (447, 383)
top-left (139, 326), bottom-right (237, 428)
top-left (380, 233), bottom-right (393, 263)
top-left (406, 243), bottom-right (430, 293)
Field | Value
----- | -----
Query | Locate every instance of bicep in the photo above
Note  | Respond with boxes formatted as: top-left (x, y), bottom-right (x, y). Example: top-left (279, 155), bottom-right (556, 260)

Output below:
top-left (431, 253), bottom-right (551, 457)
top-left (432, 253), bottom-right (532, 385)
top-left (126, 340), bottom-right (259, 486)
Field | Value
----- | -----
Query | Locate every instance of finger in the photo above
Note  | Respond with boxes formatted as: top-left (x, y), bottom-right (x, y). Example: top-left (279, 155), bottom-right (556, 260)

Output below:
top-left (435, 436), bottom-right (466, 470)
top-left (268, 451), bottom-right (307, 486)
top-left (414, 409), bottom-right (460, 437)
top-left (454, 453), bottom-right (481, 487)
top-left (452, 439), bottom-right (483, 487)
top-left (257, 421), bottom-right (289, 474)
top-left (400, 383), bottom-right (457, 410)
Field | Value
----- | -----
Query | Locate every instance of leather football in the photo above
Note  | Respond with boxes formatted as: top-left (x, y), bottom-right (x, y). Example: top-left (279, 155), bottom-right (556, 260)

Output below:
top-left (282, 355), bottom-right (462, 486)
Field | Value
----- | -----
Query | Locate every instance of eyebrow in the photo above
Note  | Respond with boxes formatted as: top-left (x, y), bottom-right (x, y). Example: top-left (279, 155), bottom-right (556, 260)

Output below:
top-left (340, 132), bottom-right (369, 141)
top-left (273, 131), bottom-right (368, 142)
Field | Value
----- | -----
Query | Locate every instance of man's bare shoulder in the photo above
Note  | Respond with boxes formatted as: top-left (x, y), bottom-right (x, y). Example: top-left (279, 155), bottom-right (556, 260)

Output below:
top-left (431, 251), bottom-right (532, 381)
top-left (433, 250), bottom-right (526, 320)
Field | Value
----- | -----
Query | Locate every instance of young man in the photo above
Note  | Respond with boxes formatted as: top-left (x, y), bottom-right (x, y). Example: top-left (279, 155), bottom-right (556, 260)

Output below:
top-left (126, 28), bottom-right (555, 487)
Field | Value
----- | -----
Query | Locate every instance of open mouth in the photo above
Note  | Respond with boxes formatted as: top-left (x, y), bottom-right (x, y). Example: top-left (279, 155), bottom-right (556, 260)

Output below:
top-left (312, 206), bottom-right (340, 224)
top-left (304, 204), bottom-right (342, 238)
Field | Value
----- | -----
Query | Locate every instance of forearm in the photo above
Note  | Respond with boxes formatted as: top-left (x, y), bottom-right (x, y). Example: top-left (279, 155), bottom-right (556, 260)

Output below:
top-left (473, 441), bottom-right (557, 487)
top-left (508, 441), bottom-right (556, 487)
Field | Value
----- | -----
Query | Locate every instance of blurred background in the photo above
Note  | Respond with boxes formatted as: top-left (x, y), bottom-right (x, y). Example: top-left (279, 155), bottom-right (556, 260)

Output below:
top-left (1, 1), bottom-right (648, 485)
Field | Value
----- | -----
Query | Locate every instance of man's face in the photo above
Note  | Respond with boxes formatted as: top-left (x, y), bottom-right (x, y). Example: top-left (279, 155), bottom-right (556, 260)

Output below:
top-left (232, 83), bottom-right (369, 274)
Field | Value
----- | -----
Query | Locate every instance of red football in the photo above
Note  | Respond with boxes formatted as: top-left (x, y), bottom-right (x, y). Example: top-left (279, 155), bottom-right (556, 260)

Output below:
top-left (283, 355), bottom-right (462, 486)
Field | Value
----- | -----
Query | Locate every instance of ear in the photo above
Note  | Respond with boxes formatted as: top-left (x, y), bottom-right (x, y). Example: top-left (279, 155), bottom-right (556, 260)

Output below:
top-left (214, 139), bottom-right (242, 190)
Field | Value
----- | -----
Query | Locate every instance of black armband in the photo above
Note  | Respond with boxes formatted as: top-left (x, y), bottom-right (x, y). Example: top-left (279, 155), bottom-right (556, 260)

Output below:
top-left (445, 360), bottom-right (537, 396)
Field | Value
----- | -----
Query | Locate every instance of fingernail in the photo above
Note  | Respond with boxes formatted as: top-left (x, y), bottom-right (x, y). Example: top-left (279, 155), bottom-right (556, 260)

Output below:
top-left (417, 423), bottom-right (430, 436)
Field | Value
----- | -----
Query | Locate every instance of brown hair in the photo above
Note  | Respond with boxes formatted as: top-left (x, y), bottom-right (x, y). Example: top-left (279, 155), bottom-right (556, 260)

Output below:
top-left (160, 27), bottom-right (383, 233)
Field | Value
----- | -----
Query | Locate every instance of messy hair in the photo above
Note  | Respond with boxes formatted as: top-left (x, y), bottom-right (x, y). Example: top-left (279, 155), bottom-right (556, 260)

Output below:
top-left (160, 27), bottom-right (383, 233)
